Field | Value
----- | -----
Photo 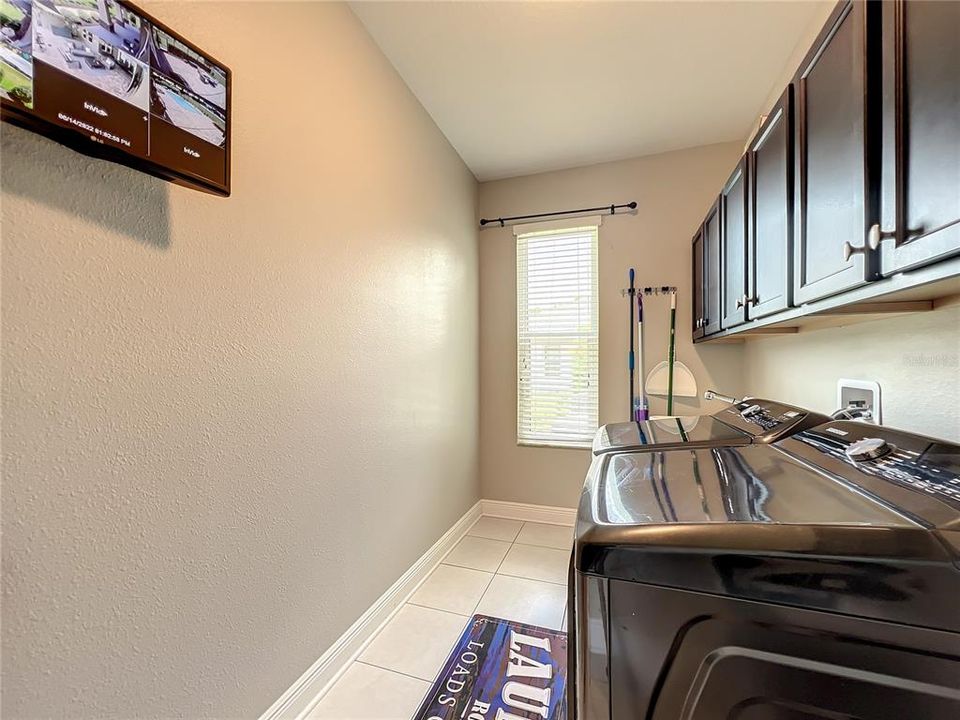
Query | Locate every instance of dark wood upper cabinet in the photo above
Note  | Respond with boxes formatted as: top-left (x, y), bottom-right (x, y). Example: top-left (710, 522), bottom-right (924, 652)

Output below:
top-left (721, 157), bottom-right (749, 329)
top-left (692, 0), bottom-right (959, 343)
top-left (703, 198), bottom-right (723, 336)
top-left (692, 226), bottom-right (705, 340)
top-left (748, 86), bottom-right (793, 319)
top-left (794, 0), bottom-right (880, 305)
top-left (878, 0), bottom-right (960, 275)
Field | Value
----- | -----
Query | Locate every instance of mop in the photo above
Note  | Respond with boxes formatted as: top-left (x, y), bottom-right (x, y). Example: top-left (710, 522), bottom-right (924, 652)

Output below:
top-left (634, 291), bottom-right (649, 421)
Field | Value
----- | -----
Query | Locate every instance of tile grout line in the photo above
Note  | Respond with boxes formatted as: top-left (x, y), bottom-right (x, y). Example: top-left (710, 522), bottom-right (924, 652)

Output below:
top-left (474, 521), bottom-right (521, 614)
top-left (403, 602), bottom-right (475, 622)
top-left (440, 559), bottom-right (504, 574)
top-left (491, 522), bottom-right (522, 576)
top-left (513, 540), bottom-right (573, 551)
top-left (469, 569), bottom-right (497, 617)
top-left (403, 600), bottom-right (473, 619)
top-left (470, 519), bottom-right (523, 617)
top-left (510, 523), bottom-right (567, 631)
top-left (496, 522), bottom-right (570, 585)
top-left (354, 659), bottom-right (433, 686)
top-left (495, 570), bottom-right (568, 588)
top-left (439, 515), bottom-right (517, 617)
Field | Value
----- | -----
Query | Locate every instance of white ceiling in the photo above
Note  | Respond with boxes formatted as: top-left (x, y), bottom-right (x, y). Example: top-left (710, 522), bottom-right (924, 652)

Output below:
top-left (350, 1), bottom-right (830, 181)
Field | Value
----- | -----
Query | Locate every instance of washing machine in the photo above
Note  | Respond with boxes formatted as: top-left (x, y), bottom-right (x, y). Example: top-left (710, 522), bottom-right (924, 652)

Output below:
top-left (569, 420), bottom-right (960, 719)
top-left (592, 398), bottom-right (829, 455)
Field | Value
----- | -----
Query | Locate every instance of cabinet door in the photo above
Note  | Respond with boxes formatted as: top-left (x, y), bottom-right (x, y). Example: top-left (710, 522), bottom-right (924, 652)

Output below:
top-left (721, 157), bottom-right (749, 329)
top-left (703, 198), bottom-right (723, 336)
top-left (692, 227), bottom-right (705, 340)
top-left (794, 0), bottom-right (879, 305)
top-left (749, 86), bottom-right (793, 319)
top-left (879, 0), bottom-right (960, 275)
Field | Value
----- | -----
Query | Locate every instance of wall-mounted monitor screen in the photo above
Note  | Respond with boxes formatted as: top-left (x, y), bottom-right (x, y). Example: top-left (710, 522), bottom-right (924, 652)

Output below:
top-left (0, 0), bottom-right (231, 196)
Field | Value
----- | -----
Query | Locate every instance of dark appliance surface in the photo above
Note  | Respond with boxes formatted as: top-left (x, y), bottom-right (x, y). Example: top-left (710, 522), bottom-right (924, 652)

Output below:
top-left (592, 398), bottom-right (829, 455)
top-left (570, 420), bottom-right (960, 720)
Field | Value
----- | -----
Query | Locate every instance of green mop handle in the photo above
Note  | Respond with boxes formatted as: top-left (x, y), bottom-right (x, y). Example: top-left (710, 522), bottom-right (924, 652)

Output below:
top-left (667, 292), bottom-right (676, 415)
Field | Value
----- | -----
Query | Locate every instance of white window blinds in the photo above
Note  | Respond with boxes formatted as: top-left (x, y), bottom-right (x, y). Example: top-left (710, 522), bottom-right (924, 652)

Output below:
top-left (516, 224), bottom-right (599, 447)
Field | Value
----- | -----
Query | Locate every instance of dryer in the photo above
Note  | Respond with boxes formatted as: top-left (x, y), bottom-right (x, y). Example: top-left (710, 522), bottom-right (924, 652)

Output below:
top-left (570, 421), bottom-right (960, 720)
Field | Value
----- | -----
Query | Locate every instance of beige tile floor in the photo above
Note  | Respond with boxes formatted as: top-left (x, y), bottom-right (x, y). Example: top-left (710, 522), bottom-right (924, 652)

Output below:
top-left (307, 516), bottom-right (573, 720)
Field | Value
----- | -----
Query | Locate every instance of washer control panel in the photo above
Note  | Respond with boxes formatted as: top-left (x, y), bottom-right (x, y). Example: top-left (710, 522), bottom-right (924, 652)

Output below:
top-left (790, 421), bottom-right (960, 509)
top-left (844, 437), bottom-right (894, 463)
top-left (740, 404), bottom-right (763, 418)
top-left (715, 398), bottom-right (829, 442)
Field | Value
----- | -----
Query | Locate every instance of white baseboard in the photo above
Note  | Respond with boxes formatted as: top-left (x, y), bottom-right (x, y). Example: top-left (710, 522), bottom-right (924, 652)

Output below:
top-left (480, 499), bottom-right (576, 526)
top-left (258, 498), bottom-right (577, 720)
top-left (258, 500), bottom-right (483, 720)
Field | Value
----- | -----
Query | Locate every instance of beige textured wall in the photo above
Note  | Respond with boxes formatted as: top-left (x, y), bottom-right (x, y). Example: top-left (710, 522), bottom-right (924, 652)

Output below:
top-left (1, 3), bottom-right (478, 718)
top-left (479, 144), bottom-right (747, 507)
top-left (743, 305), bottom-right (960, 441)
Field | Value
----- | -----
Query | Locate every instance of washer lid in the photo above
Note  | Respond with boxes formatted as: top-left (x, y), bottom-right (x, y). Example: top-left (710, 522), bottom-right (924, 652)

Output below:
top-left (587, 445), bottom-right (914, 528)
top-left (592, 416), bottom-right (748, 455)
top-left (592, 399), bottom-right (830, 455)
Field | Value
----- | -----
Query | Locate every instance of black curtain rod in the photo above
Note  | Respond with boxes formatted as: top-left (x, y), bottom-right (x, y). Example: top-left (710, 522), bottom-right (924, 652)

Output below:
top-left (479, 201), bottom-right (637, 228)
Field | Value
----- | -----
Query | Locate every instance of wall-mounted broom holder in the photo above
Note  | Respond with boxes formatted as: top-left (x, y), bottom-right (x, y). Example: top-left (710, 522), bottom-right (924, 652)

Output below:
top-left (619, 285), bottom-right (678, 297)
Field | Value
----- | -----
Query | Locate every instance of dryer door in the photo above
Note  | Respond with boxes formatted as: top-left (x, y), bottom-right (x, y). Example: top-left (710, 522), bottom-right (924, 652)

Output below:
top-left (609, 581), bottom-right (960, 720)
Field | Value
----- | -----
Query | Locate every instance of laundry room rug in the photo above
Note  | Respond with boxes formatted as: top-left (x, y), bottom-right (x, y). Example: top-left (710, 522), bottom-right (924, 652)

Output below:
top-left (412, 614), bottom-right (568, 720)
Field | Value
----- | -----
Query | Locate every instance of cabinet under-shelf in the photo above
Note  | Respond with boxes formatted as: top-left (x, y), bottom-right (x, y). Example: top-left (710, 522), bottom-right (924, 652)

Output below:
top-left (697, 256), bottom-right (960, 343)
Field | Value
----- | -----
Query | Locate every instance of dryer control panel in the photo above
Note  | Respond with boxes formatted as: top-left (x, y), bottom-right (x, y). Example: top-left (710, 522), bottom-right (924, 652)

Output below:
top-left (715, 398), bottom-right (830, 443)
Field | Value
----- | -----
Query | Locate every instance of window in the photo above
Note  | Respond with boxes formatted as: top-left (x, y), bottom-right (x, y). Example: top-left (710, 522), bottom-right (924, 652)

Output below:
top-left (516, 224), bottom-right (599, 448)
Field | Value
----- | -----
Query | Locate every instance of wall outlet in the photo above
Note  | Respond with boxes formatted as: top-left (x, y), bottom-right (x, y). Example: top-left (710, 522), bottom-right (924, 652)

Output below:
top-left (837, 379), bottom-right (882, 424)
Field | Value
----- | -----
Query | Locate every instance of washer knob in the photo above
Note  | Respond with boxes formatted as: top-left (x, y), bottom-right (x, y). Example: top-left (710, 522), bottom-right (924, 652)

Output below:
top-left (845, 437), bottom-right (892, 462)
top-left (740, 404), bottom-right (762, 418)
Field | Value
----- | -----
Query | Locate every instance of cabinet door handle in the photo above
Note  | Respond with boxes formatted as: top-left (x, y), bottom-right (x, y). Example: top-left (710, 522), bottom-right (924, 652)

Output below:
top-left (844, 225), bottom-right (889, 262)
top-left (867, 224), bottom-right (896, 249)
top-left (736, 296), bottom-right (745, 309)
top-left (843, 240), bottom-right (869, 262)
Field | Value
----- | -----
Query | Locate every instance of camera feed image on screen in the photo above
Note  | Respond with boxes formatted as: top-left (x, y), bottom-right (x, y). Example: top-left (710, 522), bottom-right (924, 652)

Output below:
top-left (149, 24), bottom-right (226, 149)
top-left (32, 0), bottom-right (149, 109)
top-left (0, 0), bottom-right (34, 108)
top-left (0, 0), bottom-right (230, 192)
